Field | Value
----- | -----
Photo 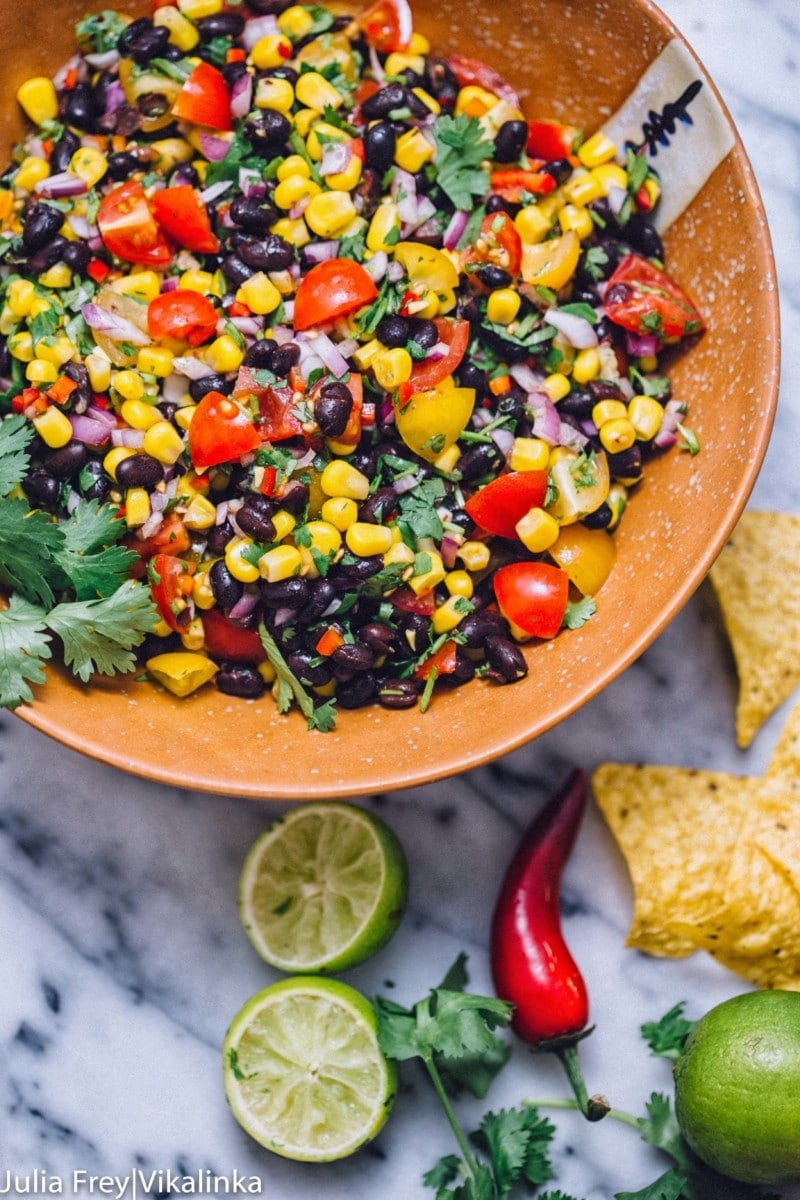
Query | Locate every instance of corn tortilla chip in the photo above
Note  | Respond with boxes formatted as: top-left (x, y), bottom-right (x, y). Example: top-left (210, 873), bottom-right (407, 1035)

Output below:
top-left (709, 510), bottom-right (800, 748)
top-left (765, 698), bottom-right (800, 779)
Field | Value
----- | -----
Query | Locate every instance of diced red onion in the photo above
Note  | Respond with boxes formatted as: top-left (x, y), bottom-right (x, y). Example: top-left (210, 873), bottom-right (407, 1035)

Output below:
top-left (387, 261), bottom-right (405, 283)
top-left (65, 488), bottom-right (82, 515)
top-left (282, 299), bottom-right (295, 323)
top-left (215, 501), bottom-right (229, 525)
top-left (626, 330), bottom-right (660, 357)
top-left (228, 315), bottom-right (263, 338)
top-left (85, 403), bottom-right (118, 428)
top-left (559, 420), bottom-right (589, 450)
top-left (68, 414), bottom-right (113, 446)
top-left (240, 169), bottom-right (265, 198)
top-left (84, 49), bottom-right (119, 70)
top-left (442, 209), bottom-right (469, 250)
top-left (653, 398), bottom-right (681, 449)
top-left (200, 179), bottom-right (233, 205)
top-left (380, 396), bottom-right (395, 425)
top-left (303, 239), bottom-right (340, 265)
top-left (271, 325), bottom-right (294, 345)
top-left (242, 13), bottom-right (278, 49)
top-left (35, 172), bottom-right (88, 199)
top-left (140, 511), bottom-right (163, 541)
top-left (337, 337), bottom-right (359, 359)
top-left (82, 303), bottom-right (150, 346)
top-left (393, 471), bottom-right (420, 495)
top-left (289, 197), bottom-right (311, 220)
top-left (150, 490), bottom-right (169, 513)
top-left (102, 80), bottom-right (126, 119)
top-left (172, 356), bottom-right (215, 380)
top-left (161, 276), bottom-right (180, 293)
top-left (111, 427), bottom-right (145, 449)
top-left (530, 394), bottom-right (562, 444)
top-left (392, 169), bottom-right (419, 225)
top-left (409, 195), bottom-right (437, 230)
top-left (364, 251), bottom-right (388, 283)
top-left (199, 132), bottom-right (232, 162)
top-left (272, 606), bottom-right (296, 627)
top-left (490, 427), bottom-right (516, 459)
top-left (368, 44), bottom-right (385, 83)
top-left (67, 212), bottom-right (95, 240)
top-left (607, 185), bottom-right (627, 215)
top-left (228, 591), bottom-right (260, 621)
top-left (440, 533), bottom-right (461, 569)
top-left (320, 140), bottom-right (352, 178)
top-left (509, 361), bottom-right (545, 393)
top-left (308, 333), bottom-right (351, 377)
top-left (230, 73), bottom-right (253, 120)
top-left (545, 307), bottom-right (599, 349)
top-left (471, 407), bottom-right (495, 429)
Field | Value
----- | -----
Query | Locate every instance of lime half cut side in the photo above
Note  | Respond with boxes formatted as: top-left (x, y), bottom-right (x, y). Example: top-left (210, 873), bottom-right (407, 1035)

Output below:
top-left (222, 977), bottom-right (397, 1162)
top-left (238, 802), bottom-right (408, 973)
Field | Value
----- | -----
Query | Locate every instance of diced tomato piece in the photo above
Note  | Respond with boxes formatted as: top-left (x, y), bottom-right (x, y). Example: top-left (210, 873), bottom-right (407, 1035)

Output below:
top-left (152, 185), bottom-right (220, 254)
top-left (415, 640), bottom-right (458, 680)
top-left (188, 391), bottom-right (261, 470)
top-left (462, 212), bottom-right (523, 279)
top-left (358, 0), bottom-right (413, 52)
top-left (489, 168), bottom-right (557, 204)
top-left (172, 61), bottom-right (232, 132)
top-left (526, 118), bottom-right (581, 161)
top-left (201, 608), bottom-right (266, 664)
top-left (148, 553), bottom-right (194, 632)
top-left (465, 471), bottom-right (549, 540)
top-left (125, 514), bottom-right (192, 568)
top-left (602, 253), bottom-right (705, 342)
top-left (293, 258), bottom-right (378, 331)
top-left (97, 180), bottom-right (172, 267)
top-left (409, 319), bottom-right (470, 392)
top-left (493, 561), bottom-right (569, 640)
top-left (147, 289), bottom-right (219, 347)
top-left (390, 586), bottom-right (436, 616)
top-left (234, 366), bottom-right (304, 442)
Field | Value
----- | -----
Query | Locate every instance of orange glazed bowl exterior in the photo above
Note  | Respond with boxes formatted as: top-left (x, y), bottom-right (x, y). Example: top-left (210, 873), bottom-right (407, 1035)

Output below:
top-left (4, 0), bottom-right (779, 799)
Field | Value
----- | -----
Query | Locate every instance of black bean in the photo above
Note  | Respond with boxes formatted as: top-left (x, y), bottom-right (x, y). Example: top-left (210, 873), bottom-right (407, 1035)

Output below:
top-left (206, 518), bottom-right (235, 555)
top-left (22, 470), bottom-right (61, 509)
top-left (336, 555), bottom-right (383, 582)
top-left (298, 580), bottom-right (336, 624)
top-left (424, 58), bottom-right (459, 107)
top-left (215, 664), bottom-right (266, 698)
top-left (407, 317), bottom-right (438, 350)
top-left (359, 622), bottom-right (398, 654)
top-left (360, 83), bottom-right (409, 120)
top-left (363, 121), bottom-right (397, 174)
top-left (235, 495), bottom-right (277, 542)
top-left (221, 254), bottom-right (254, 286)
top-left (624, 212), bottom-right (664, 260)
top-left (476, 264), bottom-right (512, 290)
top-left (22, 203), bottom-right (64, 252)
top-left (243, 339), bottom-right (276, 370)
top-left (26, 237), bottom-right (69, 274)
top-left (41, 442), bottom-right (88, 480)
top-left (239, 234), bottom-right (294, 272)
top-left (449, 649), bottom-right (476, 684)
top-left (115, 453), bottom-right (165, 490)
top-left (485, 193), bottom-right (519, 217)
top-left (64, 361), bottom-right (92, 410)
top-left (546, 157), bottom-right (574, 185)
top-left (229, 195), bottom-right (277, 234)
top-left (456, 361), bottom-right (487, 394)
top-left (484, 636), bottom-right (528, 682)
top-left (50, 129), bottom-right (80, 175)
top-left (397, 611), bottom-right (430, 652)
top-left (332, 642), bottom-right (374, 673)
top-left (557, 389), bottom-right (594, 420)
top-left (222, 60), bottom-right (249, 89)
top-left (0, 339), bottom-right (10, 379)
top-left (377, 678), bottom-right (422, 709)
top-left (375, 314), bottom-right (410, 348)
top-left (607, 444), bottom-right (643, 484)
top-left (458, 443), bottom-right (502, 483)
top-left (209, 559), bottom-right (244, 609)
top-left (106, 149), bottom-right (142, 180)
top-left (116, 17), bottom-right (151, 54)
top-left (286, 652), bottom-right (332, 688)
top-left (245, 110), bottom-right (292, 156)
top-left (582, 502), bottom-right (613, 530)
top-left (128, 24), bottom-right (170, 62)
top-left (278, 481), bottom-right (309, 516)
top-left (78, 459), bottom-right (111, 502)
top-left (246, 0), bottom-right (291, 11)
top-left (494, 119), bottom-right (528, 163)
top-left (314, 382), bottom-right (353, 438)
top-left (271, 342), bottom-right (301, 377)
top-left (189, 373), bottom-right (235, 401)
top-left (62, 82), bottom-right (98, 130)
top-left (261, 576), bottom-right (310, 609)
top-left (197, 11), bottom-right (245, 37)
top-left (359, 487), bottom-right (396, 524)
top-left (62, 241), bottom-right (92, 275)
top-left (459, 609), bottom-right (510, 649)
top-left (336, 671), bottom-right (378, 709)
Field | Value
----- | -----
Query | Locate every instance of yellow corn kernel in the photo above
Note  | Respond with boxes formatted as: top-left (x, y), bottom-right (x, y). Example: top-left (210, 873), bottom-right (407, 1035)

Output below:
top-left (250, 33), bottom-right (293, 70)
top-left (409, 550), bottom-right (446, 596)
top-left (410, 86), bottom-right (441, 116)
top-left (137, 345), bottom-right (175, 378)
top-left (326, 153), bottom-right (363, 193)
top-left (345, 522), bottom-right (394, 557)
top-left (29, 295), bottom-right (53, 318)
top-left (394, 128), bottom-right (434, 173)
top-left (69, 147), bottom-right (108, 188)
top-left (638, 353), bottom-right (659, 373)
top-left (143, 420), bottom-right (185, 465)
top-left (38, 263), bottom-right (72, 290)
top-left (270, 216), bottom-right (311, 248)
top-left (373, 347), bottom-right (413, 390)
top-left (300, 519), bottom-right (342, 557)
top-left (486, 288), bottom-right (521, 326)
top-left (409, 30), bottom-right (430, 53)
top-left (179, 268), bottom-right (215, 295)
top-left (456, 540), bottom-right (491, 571)
top-left (351, 337), bottom-right (381, 368)
top-left (276, 154), bottom-right (311, 182)
top-left (204, 333), bottom-right (245, 374)
top-left (273, 174), bottom-right (322, 210)
top-left (444, 570), bottom-right (473, 600)
top-left (433, 444), bottom-right (461, 475)
top-left (270, 508), bottom-right (297, 541)
top-left (258, 660), bottom-right (277, 684)
top-left (178, 617), bottom-right (205, 652)
top-left (104, 446), bottom-right (136, 480)
top-left (383, 541), bottom-right (415, 568)
top-left (385, 51), bottom-right (427, 76)
top-left (571, 347), bottom-right (601, 384)
top-left (26, 359), bottom-right (58, 384)
top-left (120, 398), bottom-right (160, 431)
top-left (429, 596), bottom-right (467, 635)
top-left (226, 536), bottom-right (261, 583)
top-left (8, 331), bottom-right (33, 362)
top-left (153, 5), bottom-right (200, 50)
top-left (278, 4), bottom-right (315, 39)
top-left (34, 336), bottom-right (74, 366)
top-left (577, 130), bottom-right (618, 169)
top-left (17, 76), bottom-right (59, 124)
top-left (562, 171), bottom-right (604, 207)
top-left (455, 84), bottom-right (498, 117)
top-left (113, 369), bottom-right (146, 403)
top-left (191, 564), bottom-right (216, 610)
top-left (295, 71), bottom-right (343, 112)
top-left (628, 394), bottom-right (664, 441)
top-left (182, 493), bottom-right (217, 531)
top-left (510, 437), bottom-right (550, 472)
top-left (174, 403), bottom-right (197, 432)
top-left (514, 204), bottom-right (552, 245)
top-left (321, 496), bottom-right (358, 530)
top-left (515, 507), bottom-right (560, 553)
top-left (0, 308), bottom-right (16, 338)
top-left (112, 270), bottom-right (161, 304)
top-left (592, 398), bottom-right (628, 428)
top-left (599, 417), bottom-right (637, 454)
top-left (32, 405), bottom-right (72, 449)
top-left (304, 190), bottom-right (357, 239)
top-left (291, 107), bottom-right (317, 139)
top-left (151, 137), bottom-right (194, 173)
top-left (6, 278), bottom-right (35, 320)
top-left (254, 76), bottom-right (295, 114)
top-left (320, 458), bottom-right (370, 500)
top-left (86, 348), bottom-right (112, 393)
top-left (177, 0), bottom-right (223, 18)
top-left (124, 487), bottom-right (151, 528)
top-left (558, 203), bottom-right (595, 240)
top-left (235, 272), bottom-right (282, 316)
top-left (305, 120), bottom-right (349, 161)
top-left (364, 201), bottom-right (400, 255)
top-left (15, 157), bottom-right (50, 192)
top-left (548, 444), bottom-right (574, 467)
top-left (258, 543), bottom-right (302, 582)
top-left (591, 163), bottom-right (628, 195)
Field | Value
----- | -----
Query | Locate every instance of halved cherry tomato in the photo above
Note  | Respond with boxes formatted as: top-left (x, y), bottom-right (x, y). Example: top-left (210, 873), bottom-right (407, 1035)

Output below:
top-left (445, 54), bottom-right (521, 108)
top-left (463, 212), bottom-right (523, 279)
top-left (293, 258), bottom-right (378, 331)
top-left (390, 586), bottom-right (436, 616)
top-left (465, 471), bottom-right (549, 540)
top-left (409, 318), bottom-right (470, 392)
top-left (172, 61), bottom-right (232, 131)
top-left (234, 366), bottom-right (303, 442)
top-left (201, 608), bottom-right (266, 664)
top-left (125, 514), bottom-right (192, 568)
top-left (602, 253), bottom-right (705, 342)
top-left (148, 553), bottom-right (193, 632)
top-left (489, 168), bottom-right (557, 204)
top-left (147, 289), bottom-right (219, 347)
top-left (415, 639), bottom-right (458, 680)
top-left (526, 118), bottom-right (581, 161)
top-left (96, 181), bottom-right (171, 267)
top-left (493, 561), bottom-right (569, 640)
top-left (358, 0), bottom-right (413, 52)
top-left (152, 185), bottom-right (220, 254)
top-left (187, 391), bottom-right (261, 470)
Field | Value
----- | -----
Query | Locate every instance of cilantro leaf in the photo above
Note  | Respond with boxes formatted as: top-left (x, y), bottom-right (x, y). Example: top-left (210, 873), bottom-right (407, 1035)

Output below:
top-left (0, 499), bottom-right (67, 607)
top-left (562, 595), bottom-right (596, 630)
top-left (432, 114), bottom-right (493, 211)
top-left (259, 623), bottom-right (337, 731)
top-left (637, 1093), bottom-right (693, 1173)
top-left (397, 477), bottom-right (446, 542)
top-left (46, 580), bottom-right (159, 682)
top-left (75, 9), bottom-right (130, 53)
top-left (0, 594), bottom-right (52, 708)
top-left (616, 1168), bottom-right (688, 1200)
top-left (0, 414), bottom-right (35, 498)
top-left (56, 501), bottom-right (139, 600)
top-left (472, 1107), bottom-right (556, 1193)
top-left (641, 1004), bottom-right (694, 1061)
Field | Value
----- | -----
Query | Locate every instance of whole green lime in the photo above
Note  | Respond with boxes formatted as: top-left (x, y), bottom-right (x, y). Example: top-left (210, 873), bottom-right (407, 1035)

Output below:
top-left (674, 990), bottom-right (800, 1186)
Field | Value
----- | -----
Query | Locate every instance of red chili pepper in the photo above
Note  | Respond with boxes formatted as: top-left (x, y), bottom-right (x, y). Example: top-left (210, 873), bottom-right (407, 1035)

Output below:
top-left (490, 768), bottom-right (608, 1120)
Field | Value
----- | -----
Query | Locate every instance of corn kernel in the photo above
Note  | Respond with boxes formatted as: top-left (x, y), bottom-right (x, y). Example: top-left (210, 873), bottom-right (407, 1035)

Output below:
top-left (204, 333), bottom-right (245, 374)
top-left (8, 331), bottom-right (33, 362)
top-left (455, 84), bottom-right (498, 118)
top-left (34, 336), bottom-right (74, 366)
top-left (558, 203), bottom-right (595, 240)
top-left (510, 437), bottom-right (550, 472)
top-left (305, 120), bottom-right (349, 161)
top-left (151, 137), bottom-right (194, 172)
top-left (177, 0), bottom-right (223, 18)
top-left (136, 345), bottom-right (175, 377)
top-left (26, 359), bottom-right (58, 384)
top-left (113, 271), bottom-right (161, 303)
top-left (562, 171), bottom-right (604, 207)
top-left (444, 570), bottom-right (473, 599)
top-left (641, 177), bottom-right (661, 208)
top-left (32, 405), bottom-right (72, 449)
top-left (591, 163), bottom-right (628, 195)
top-left (410, 86), bottom-right (441, 116)
top-left (385, 51), bottom-right (426, 76)
top-left (592, 398), bottom-right (628, 428)
top-left (113, 369), bottom-right (146, 403)
top-left (599, 417), bottom-right (637, 454)
top-left (278, 4), bottom-right (315, 39)
top-left (0, 308), bottom-right (16, 338)
top-left (486, 288), bottom-right (521, 326)
top-left (179, 269), bottom-right (215, 295)
top-left (258, 661), bottom-right (277, 685)
top-left (325, 153), bottom-right (363, 193)
top-left (120, 398), bottom-right (160, 431)
top-left (86, 348), bottom-right (112, 393)
top-left (226, 536), bottom-right (261, 583)
top-left (15, 157), bottom-right (50, 192)
top-left (301, 519), bottom-right (342, 557)
top-left (143, 420), bottom-right (185, 465)
top-left (270, 509), bottom-right (297, 541)
top-left (250, 33), bottom-right (293, 70)
top-left (408, 31), bottom-right (430, 54)
top-left (433, 444), bottom-right (461, 474)
top-left (153, 5), bottom-right (200, 50)
top-left (321, 496), bottom-right (358, 530)
top-left (176, 617), bottom-right (204, 653)
top-left (572, 347), bottom-right (601, 384)
top-left (174, 404), bottom-right (197, 432)
top-left (514, 204), bottom-right (552, 245)
top-left (456, 540), bottom-right (491, 571)
top-left (124, 487), bottom-right (151, 528)
top-left (17, 77), bottom-right (59, 125)
top-left (103, 446), bottom-right (136, 480)
top-left (383, 541), bottom-right (415, 568)
top-left (577, 130), bottom-right (618, 168)
top-left (373, 347), bottom-right (413, 390)
top-left (515, 507), bottom-right (560, 553)
top-left (7, 278), bottom-right (35, 320)
top-left (346, 522), bottom-right (394, 557)
top-left (270, 217), bottom-right (310, 248)
top-left (69, 147), bottom-right (108, 189)
top-left (258, 543), bottom-right (302, 582)
top-left (276, 154), bottom-right (311, 182)
top-left (38, 263), bottom-right (72, 290)
top-left (409, 550), bottom-right (446, 596)
top-left (320, 459), bottom-right (370, 500)
top-left (366, 201), bottom-right (401, 254)
top-left (304, 191), bottom-right (357, 238)
top-left (394, 127), bottom-right (434, 173)
top-left (295, 71), bottom-right (343, 112)
top-left (28, 295), bottom-right (52, 318)
top-left (254, 76), bottom-right (295, 114)
top-left (628, 394), bottom-right (664, 441)
top-left (273, 174), bottom-right (322, 210)
top-left (235, 272), bottom-right (282, 316)
top-left (432, 595), bottom-right (470, 635)
top-left (183, 493), bottom-right (217, 530)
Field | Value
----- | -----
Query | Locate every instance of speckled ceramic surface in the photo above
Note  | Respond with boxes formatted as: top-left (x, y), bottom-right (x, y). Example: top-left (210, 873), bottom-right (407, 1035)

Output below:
top-left (4, 0), bottom-right (779, 799)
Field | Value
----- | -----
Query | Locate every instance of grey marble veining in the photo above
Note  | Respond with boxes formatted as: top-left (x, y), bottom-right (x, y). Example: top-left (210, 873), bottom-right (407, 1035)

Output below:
top-left (3, 1), bottom-right (800, 1196)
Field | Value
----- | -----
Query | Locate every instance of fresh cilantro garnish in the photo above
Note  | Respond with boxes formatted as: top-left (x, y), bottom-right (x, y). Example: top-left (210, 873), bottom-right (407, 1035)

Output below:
top-left (626, 147), bottom-right (651, 195)
top-left (0, 594), bottom-right (51, 708)
top-left (55, 500), bottom-right (139, 601)
top-left (431, 114), bottom-right (493, 211)
top-left (0, 414), bottom-right (35, 498)
top-left (676, 423), bottom-right (700, 455)
top-left (562, 595), bottom-right (596, 630)
top-left (0, 500), bottom-right (67, 607)
top-left (628, 366), bottom-right (670, 398)
top-left (75, 9), bottom-right (130, 53)
top-left (205, 131), bottom-right (262, 188)
top-left (396, 477), bottom-right (446, 543)
top-left (557, 302), bottom-right (598, 324)
top-left (258, 623), bottom-right (336, 731)
top-left (641, 1004), bottom-right (694, 1061)
top-left (583, 245), bottom-right (610, 283)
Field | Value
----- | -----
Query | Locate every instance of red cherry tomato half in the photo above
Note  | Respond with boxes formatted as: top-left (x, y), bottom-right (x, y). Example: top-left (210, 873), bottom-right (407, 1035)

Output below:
top-left (147, 289), bottom-right (219, 347)
top-left (444, 53), bottom-right (521, 108)
top-left (124, 514), bottom-right (192, 570)
top-left (526, 118), bottom-right (581, 161)
top-left (602, 253), bottom-right (705, 342)
top-left (358, 0), bottom-right (413, 52)
top-left (187, 391), bottom-right (261, 471)
top-left (148, 553), bottom-right (193, 632)
top-left (96, 180), bottom-right (172, 267)
top-left (293, 258), bottom-right (379, 331)
top-left (172, 60), bottom-right (232, 131)
top-left (152, 185), bottom-right (220, 254)
top-left (493, 561), bottom-right (569, 640)
top-left (463, 212), bottom-right (523, 279)
top-left (201, 608), bottom-right (266, 664)
top-left (409, 318), bottom-right (470, 392)
top-left (465, 471), bottom-right (549, 540)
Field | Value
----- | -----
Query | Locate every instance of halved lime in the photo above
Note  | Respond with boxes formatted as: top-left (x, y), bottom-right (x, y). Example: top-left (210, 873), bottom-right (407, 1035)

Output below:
top-left (238, 802), bottom-right (408, 973)
top-left (222, 976), bottom-right (397, 1162)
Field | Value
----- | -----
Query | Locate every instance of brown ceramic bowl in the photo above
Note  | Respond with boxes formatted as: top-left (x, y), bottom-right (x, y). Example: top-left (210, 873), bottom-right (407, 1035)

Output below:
top-left (6, 0), bottom-right (779, 799)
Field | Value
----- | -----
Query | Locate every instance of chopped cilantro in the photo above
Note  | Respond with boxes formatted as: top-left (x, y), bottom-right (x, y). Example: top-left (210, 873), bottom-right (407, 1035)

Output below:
top-left (431, 114), bottom-right (493, 211)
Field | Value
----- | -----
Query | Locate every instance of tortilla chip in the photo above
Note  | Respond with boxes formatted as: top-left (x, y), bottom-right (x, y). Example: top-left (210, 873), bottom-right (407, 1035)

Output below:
top-left (765, 698), bottom-right (800, 779)
top-left (709, 510), bottom-right (800, 748)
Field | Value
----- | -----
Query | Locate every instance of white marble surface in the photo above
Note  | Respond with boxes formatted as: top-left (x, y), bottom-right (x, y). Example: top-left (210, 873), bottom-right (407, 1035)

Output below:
top-left (2, 1), bottom-right (800, 1196)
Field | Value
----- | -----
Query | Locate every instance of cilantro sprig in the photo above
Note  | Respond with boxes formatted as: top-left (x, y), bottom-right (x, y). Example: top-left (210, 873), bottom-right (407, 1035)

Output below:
top-left (431, 114), bottom-right (494, 212)
top-left (258, 623), bottom-right (337, 732)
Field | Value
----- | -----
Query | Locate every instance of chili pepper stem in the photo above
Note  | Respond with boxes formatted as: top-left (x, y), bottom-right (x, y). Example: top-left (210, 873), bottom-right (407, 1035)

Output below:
top-left (424, 1054), bottom-right (482, 1182)
top-left (553, 1044), bottom-right (610, 1121)
top-left (523, 1097), bottom-right (641, 1130)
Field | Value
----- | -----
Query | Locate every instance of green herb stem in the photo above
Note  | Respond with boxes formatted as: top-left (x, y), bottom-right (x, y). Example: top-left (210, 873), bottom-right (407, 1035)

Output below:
top-left (424, 1054), bottom-right (482, 1182)
top-left (523, 1096), bottom-right (641, 1130)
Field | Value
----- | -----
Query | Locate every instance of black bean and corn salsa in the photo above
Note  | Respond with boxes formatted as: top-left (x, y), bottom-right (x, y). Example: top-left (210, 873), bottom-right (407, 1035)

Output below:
top-left (0, 0), bottom-right (705, 729)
